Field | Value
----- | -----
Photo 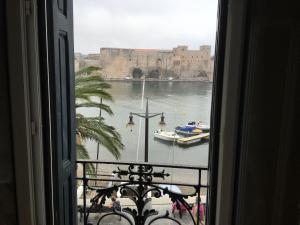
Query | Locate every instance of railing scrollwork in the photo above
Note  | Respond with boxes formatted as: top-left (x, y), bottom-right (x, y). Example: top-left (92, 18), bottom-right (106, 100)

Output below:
top-left (76, 160), bottom-right (207, 225)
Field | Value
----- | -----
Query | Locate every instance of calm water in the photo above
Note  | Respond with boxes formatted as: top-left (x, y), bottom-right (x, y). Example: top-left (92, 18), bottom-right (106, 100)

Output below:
top-left (79, 81), bottom-right (212, 168)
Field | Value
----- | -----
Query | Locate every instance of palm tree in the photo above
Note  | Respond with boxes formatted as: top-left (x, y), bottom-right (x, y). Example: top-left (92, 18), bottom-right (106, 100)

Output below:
top-left (75, 67), bottom-right (123, 171)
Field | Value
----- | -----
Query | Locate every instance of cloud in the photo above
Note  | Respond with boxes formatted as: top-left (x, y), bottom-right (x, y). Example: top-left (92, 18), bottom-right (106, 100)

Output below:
top-left (74, 0), bottom-right (218, 54)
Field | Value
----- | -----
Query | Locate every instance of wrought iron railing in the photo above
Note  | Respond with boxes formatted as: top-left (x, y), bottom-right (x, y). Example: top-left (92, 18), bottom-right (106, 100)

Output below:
top-left (76, 160), bottom-right (208, 225)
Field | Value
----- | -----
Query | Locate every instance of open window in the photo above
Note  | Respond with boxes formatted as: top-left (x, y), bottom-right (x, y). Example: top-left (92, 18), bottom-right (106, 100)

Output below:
top-left (37, 0), bottom-right (229, 225)
top-left (3, 0), bottom-right (300, 225)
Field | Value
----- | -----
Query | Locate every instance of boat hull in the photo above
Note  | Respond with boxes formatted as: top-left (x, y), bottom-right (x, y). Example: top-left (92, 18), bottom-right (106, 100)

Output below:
top-left (154, 131), bottom-right (181, 142)
top-left (187, 122), bottom-right (210, 132)
top-left (175, 129), bottom-right (201, 136)
top-left (177, 139), bottom-right (201, 146)
top-left (197, 126), bottom-right (210, 132)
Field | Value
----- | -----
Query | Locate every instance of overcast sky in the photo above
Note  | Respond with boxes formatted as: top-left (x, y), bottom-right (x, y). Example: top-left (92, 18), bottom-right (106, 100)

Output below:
top-left (74, 0), bottom-right (218, 54)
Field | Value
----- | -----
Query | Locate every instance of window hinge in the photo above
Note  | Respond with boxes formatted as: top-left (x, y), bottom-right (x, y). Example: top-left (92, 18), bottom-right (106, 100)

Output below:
top-left (31, 121), bottom-right (37, 136)
top-left (25, 0), bottom-right (32, 16)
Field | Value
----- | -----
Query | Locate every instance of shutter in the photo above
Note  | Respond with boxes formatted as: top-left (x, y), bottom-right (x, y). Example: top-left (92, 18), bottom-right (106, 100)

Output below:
top-left (46, 0), bottom-right (76, 224)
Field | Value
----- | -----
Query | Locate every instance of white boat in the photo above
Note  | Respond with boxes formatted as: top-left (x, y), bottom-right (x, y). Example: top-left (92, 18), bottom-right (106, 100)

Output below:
top-left (154, 129), bottom-right (181, 142)
top-left (187, 121), bottom-right (210, 132)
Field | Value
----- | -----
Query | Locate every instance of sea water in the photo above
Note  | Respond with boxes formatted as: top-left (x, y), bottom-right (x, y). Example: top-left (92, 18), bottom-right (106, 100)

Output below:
top-left (79, 81), bottom-right (212, 170)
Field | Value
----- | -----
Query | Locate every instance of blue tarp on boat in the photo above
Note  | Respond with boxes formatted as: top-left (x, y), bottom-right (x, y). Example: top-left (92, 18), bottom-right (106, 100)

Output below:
top-left (175, 126), bottom-right (197, 132)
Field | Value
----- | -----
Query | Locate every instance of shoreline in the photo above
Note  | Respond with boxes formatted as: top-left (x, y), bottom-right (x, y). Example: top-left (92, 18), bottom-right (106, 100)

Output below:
top-left (103, 78), bottom-right (213, 83)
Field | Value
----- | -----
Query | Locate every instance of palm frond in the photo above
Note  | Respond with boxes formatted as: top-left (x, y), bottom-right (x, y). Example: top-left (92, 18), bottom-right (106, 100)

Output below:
top-left (76, 144), bottom-right (95, 174)
top-left (75, 66), bottom-right (101, 76)
top-left (75, 66), bottom-right (123, 161)
top-left (76, 144), bottom-right (90, 159)
top-left (76, 102), bottom-right (113, 115)
top-left (76, 78), bottom-right (111, 88)
top-left (76, 114), bottom-right (123, 159)
top-left (75, 88), bottom-right (113, 101)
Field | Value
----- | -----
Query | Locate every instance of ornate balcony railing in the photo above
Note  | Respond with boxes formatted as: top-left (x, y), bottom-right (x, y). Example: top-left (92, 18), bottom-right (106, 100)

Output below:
top-left (76, 160), bottom-right (208, 225)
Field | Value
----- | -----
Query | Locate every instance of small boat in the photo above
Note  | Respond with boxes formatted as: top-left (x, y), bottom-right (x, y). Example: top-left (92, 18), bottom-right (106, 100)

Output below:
top-left (154, 129), bottom-right (181, 142)
top-left (175, 126), bottom-right (202, 136)
top-left (177, 133), bottom-right (210, 146)
top-left (187, 121), bottom-right (210, 132)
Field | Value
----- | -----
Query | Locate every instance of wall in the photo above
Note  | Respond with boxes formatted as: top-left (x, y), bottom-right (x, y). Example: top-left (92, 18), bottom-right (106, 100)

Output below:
top-left (0, 1), bottom-right (18, 225)
top-left (74, 58), bottom-right (100, 72)
top-left (99, 45), bottom-right (214, 80)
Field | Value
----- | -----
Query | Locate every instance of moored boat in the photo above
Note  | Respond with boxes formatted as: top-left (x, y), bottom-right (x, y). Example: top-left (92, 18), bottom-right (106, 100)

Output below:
top-left (187, 121), bottom-right (210, 132)
top-left (154, 129), bottom-right (181, 142)
top-left (175, 126), bottom-right (202, 136)
top-left (177, 133), bottom-right (210, 146)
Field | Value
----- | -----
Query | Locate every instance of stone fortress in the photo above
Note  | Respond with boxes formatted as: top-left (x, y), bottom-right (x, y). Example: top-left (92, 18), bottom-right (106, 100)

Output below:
top-left (75, 45), bottom-right (214, 81)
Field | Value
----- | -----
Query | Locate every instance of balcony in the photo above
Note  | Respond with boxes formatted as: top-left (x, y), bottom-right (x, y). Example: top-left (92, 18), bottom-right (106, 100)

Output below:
top-left (76, 160), bottom-right (208, 225)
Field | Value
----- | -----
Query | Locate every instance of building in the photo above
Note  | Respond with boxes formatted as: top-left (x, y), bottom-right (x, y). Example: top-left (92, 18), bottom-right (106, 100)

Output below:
top-left (74, 53), bottom-right (100, 72)
top-left (99, 45), bottom-right (214, 81)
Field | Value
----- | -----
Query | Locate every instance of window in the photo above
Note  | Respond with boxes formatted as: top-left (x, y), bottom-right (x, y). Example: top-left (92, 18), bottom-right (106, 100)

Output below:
top-left (8, 1), bottom-right (298, 225)
top-left (37, 0), bottom-right (223, 224)
top-left (73, 1), bottom-right (218, 224)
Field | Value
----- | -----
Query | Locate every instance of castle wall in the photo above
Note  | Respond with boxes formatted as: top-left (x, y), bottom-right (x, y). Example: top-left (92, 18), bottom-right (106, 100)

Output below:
top-left (99, 45), bottom-right (214, 81)
top-left (74, 59), bottom-right (100, 72)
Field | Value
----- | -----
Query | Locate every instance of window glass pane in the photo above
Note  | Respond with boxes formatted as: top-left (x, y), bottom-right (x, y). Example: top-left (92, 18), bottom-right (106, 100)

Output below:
top-left (74, 1), bottom-right (218, 224)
